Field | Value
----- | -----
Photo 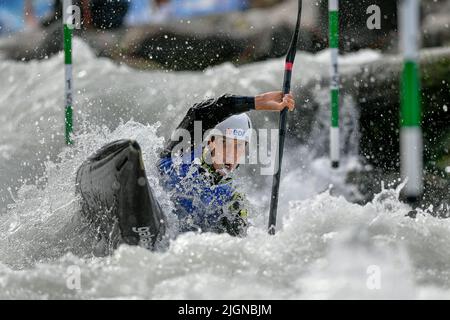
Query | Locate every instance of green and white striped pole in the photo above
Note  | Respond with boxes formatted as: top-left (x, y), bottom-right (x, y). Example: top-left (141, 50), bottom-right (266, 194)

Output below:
top-left (399, 0), bottom-right (423, 202)
top-left (329, 0), bottom-right (340, 168)
top-left (63, 0), bottom-right (74, 145)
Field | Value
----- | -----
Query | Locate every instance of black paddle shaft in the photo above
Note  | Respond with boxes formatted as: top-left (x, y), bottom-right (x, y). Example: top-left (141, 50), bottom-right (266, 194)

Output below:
top-left (268, 0), bottom-right (302, 235)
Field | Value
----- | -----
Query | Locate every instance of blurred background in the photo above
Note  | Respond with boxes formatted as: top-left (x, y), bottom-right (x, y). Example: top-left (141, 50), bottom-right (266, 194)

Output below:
top-left (0, 0), bottom-right (448, 69)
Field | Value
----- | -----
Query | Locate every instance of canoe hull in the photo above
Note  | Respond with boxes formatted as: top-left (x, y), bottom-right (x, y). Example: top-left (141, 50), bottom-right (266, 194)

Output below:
top-left (76, 139), bottom-right (166, 252)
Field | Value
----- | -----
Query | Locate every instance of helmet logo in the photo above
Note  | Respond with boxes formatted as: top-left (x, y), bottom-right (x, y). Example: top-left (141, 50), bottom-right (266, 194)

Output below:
top-left (226, 128), bottom-right (246, 138)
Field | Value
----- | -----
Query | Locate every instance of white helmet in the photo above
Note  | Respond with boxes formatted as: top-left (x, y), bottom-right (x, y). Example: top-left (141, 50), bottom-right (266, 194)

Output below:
top-left (208, 113), bottom-right (252, 143)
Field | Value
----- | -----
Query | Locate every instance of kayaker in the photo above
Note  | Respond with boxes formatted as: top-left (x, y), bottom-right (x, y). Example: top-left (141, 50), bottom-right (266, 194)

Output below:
top-left (158, 91), bottom-right (295, 237)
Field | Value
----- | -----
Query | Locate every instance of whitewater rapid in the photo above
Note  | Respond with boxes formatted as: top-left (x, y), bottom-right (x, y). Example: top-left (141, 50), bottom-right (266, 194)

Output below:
top-left (1, 39), bottom-right (450, 299)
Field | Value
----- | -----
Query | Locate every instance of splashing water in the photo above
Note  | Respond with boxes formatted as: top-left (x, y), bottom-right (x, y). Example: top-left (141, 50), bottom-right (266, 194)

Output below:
top-left (1, 39), bottom-right (450, 299)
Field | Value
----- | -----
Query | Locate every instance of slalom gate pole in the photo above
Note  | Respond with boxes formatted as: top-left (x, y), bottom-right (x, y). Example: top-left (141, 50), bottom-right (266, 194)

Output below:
top-left (268, 0), bottom-right (302, 235)
top-left (329, 0), bottom-right (340, 168)
top-left (399, 0), bottom-right (423, 203)
top-left (63, 0), bottom-right (74, 145)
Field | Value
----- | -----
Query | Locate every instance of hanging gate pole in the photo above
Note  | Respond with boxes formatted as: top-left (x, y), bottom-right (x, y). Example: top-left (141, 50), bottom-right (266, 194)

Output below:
top-left (329, 0), bottom-right (340, 168)
top-left (399, 0), bottom-right (423, 203)
top-left (63, 0), bottom-right (74, 145)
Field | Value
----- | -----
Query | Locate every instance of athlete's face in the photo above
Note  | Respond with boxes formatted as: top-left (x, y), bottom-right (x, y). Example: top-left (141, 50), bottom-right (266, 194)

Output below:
top-left (208, 136), bottom-right (246, 176)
